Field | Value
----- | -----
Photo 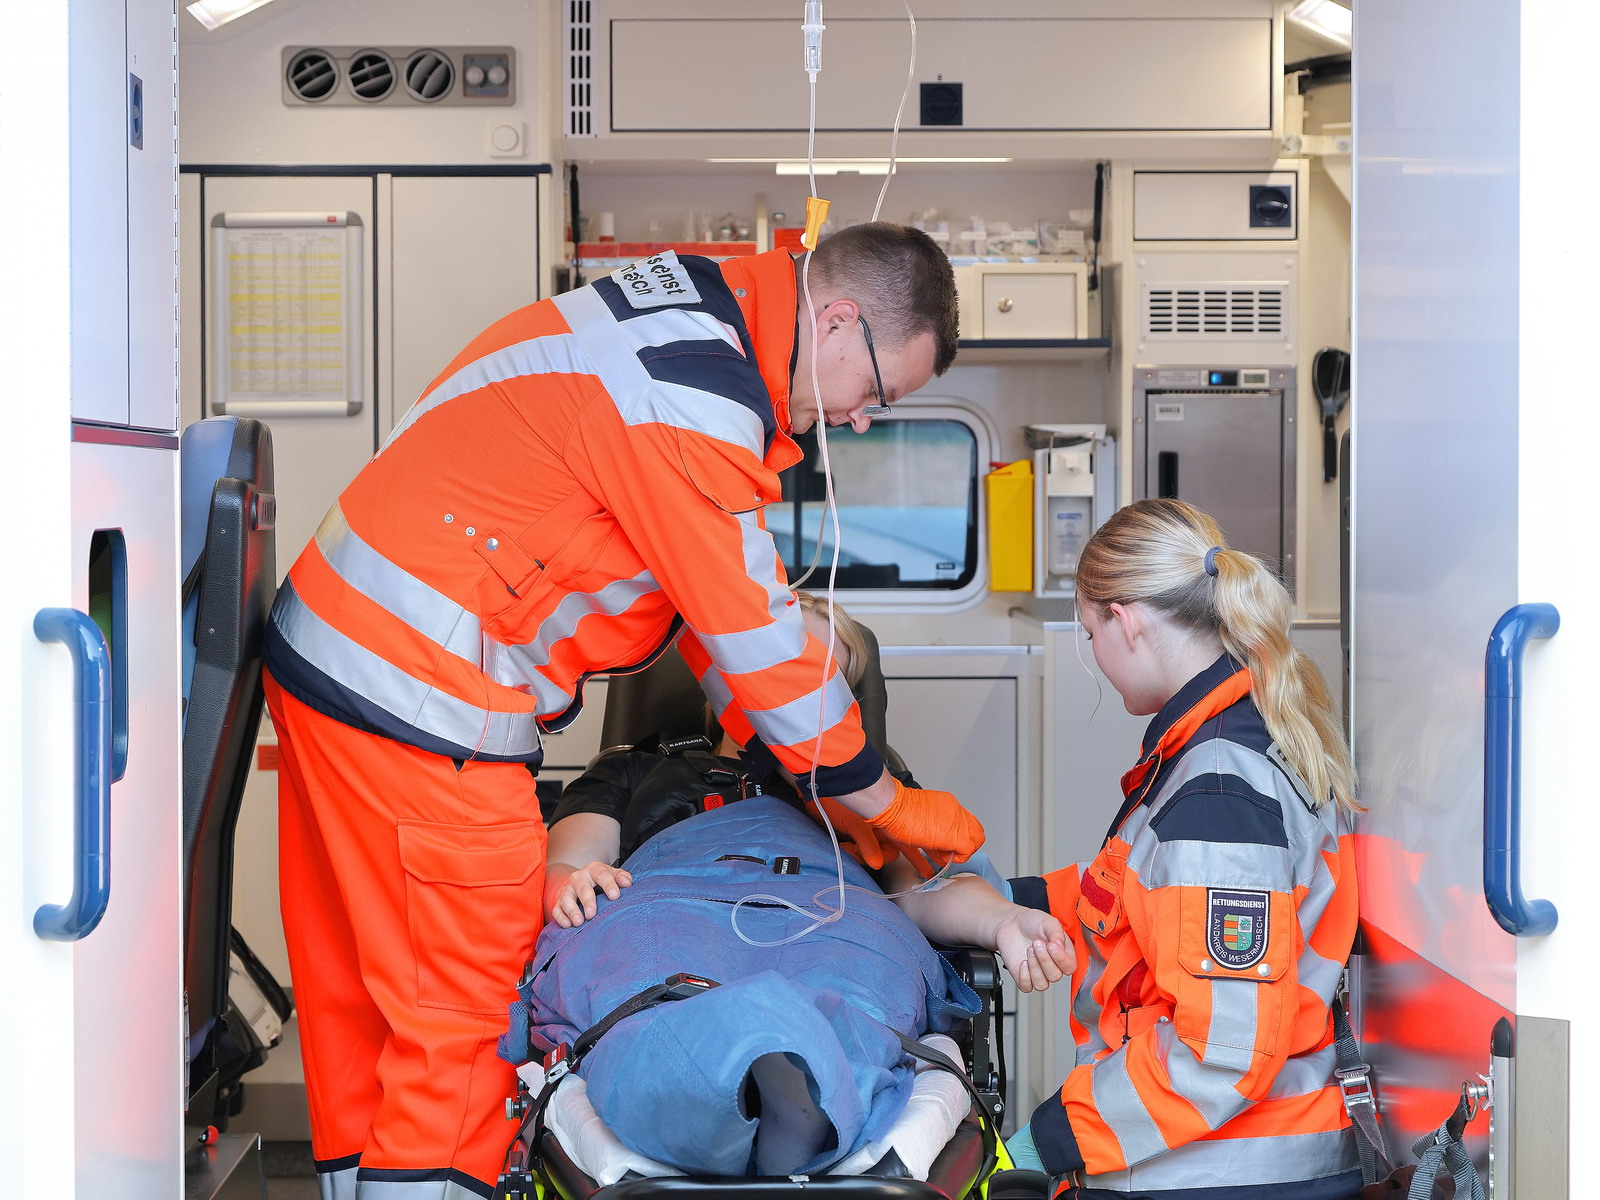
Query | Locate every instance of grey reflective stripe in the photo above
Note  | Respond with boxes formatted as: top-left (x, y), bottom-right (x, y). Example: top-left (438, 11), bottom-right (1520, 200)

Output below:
top-left (1074, 951), bottom-right (1110, 1055)
top-left (553, 285), bottom-right (763, 452)
top-left (1155, 1021), bottom-right (1246, 1128)
top-left (1202, 976), bottom-right (1261, 1073)
top-left (1295, 846), bottom-right (1341, 939)
top-left (1132, 837), bottom-right (1294, 891)
top-left (1265, 1044), bottom-right (1339, 1100)
top-left (486, 570), bottom-right (658, 682)
top-left (315, 506), bottom-right (483, 663)
top-left (1087, 1124), bottom-right (1358, 1190)
top-left (273, 582), bottom-right (540, 757)
top-left (353, 1177), bottom-right (492, 1200)
top-left (1297, 945), bottom-right (1344, 1003)
top-left (693, 512), bottom-right (808, 676)
top-left (318, 1166), bottom-right (357, 1200)
top-left (381, 332), bottom-right (588, 452)
top-left (696, 618), bottom-right (809, 677)
top-left (1088, 1049), bottom-right (1168, 1169)
top-left (746, 670), bottom-right (857, 749)
top-left (611, 305), bottom-right (743, 354)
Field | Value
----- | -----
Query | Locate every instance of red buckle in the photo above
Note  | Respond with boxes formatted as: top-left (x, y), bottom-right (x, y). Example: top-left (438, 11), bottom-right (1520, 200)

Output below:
top-left (543, 1042), bottom-right (571, 1081)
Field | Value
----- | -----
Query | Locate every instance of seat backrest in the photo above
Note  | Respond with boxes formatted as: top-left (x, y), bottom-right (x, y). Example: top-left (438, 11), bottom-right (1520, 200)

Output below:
top-left (179, 416), bottom-right (276, 1082)
top-left (598, 621), bottom-right (914, 782)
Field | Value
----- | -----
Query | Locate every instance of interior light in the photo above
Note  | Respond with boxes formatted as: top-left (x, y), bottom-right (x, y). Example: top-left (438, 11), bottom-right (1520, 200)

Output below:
top-left (1287, 0), bottom-right (1352, 49)
top-left (707, 156), bottom-right (1013, 175)
top-left (185, 0), bottom-right (279, 31)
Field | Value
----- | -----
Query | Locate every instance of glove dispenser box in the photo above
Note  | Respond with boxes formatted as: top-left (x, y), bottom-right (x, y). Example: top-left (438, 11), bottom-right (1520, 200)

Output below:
top-left (1030, 424), bottom-right (1117, 599)
top-left (956, 263), bottom-right (1090, 341)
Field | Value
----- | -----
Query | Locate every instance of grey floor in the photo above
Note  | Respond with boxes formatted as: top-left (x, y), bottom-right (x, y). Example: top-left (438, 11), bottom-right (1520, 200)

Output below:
top-left (262, 1141), bottom-right (320, 1199)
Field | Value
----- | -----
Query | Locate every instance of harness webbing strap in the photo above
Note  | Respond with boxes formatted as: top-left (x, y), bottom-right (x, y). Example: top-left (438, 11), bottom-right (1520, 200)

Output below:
top-left (1331, 997), bottom-right (1391, 1185)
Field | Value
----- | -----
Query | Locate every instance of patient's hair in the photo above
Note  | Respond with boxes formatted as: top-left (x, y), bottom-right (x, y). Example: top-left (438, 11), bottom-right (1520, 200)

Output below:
top-left (1075, 499), bottom-right (1359, 814)
top-left (809, 223), bottom-right (959, 375)
top-left (705, 591), bottom-right (869, 743)
top-left (794, 590), bottom-right (868, 690)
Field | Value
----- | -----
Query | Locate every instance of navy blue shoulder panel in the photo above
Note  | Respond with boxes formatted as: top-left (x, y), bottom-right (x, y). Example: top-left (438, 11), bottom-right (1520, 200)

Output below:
top-left (636, 339), bottom-right (777, 449)
top-left (1149, 772), bottom-right (1287, 846)
top-left (591, 254), bottom-right (754, 350)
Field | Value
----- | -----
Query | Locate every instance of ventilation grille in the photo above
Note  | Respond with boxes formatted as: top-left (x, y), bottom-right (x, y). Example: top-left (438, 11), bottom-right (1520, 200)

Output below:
top-left (347, 50), bottom-right (395, 101)
top-left (281, 47), bottom-right (513, 107)
top-left (565, 0), bottom-right (595, 137)
top-left (1142, 284), bottom-right (1287, 338)
top-left (286, 49), bottom-right (338, 102)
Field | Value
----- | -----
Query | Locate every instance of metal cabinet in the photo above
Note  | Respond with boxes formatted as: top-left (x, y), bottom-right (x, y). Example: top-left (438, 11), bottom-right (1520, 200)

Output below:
top-left (1132, 366), bottom-right (1297, 587)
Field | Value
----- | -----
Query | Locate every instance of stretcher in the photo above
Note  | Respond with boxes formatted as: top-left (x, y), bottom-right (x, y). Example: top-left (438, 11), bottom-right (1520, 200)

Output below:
top-left (495, 635), bottom-right (1024, 1200)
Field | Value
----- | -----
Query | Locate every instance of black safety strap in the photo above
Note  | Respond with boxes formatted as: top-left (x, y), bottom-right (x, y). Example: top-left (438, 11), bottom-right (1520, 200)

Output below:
top-left (1331, 996), bottom-right (1391, 1185)
top-left (502, 972), bottom-right (722, 1192)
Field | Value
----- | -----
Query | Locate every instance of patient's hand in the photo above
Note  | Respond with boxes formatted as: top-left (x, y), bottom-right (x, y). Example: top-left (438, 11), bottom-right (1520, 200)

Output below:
top-left (547, 860), bottom-right (633, 928)
top-left (993, 909), bottom-right (1074, 994)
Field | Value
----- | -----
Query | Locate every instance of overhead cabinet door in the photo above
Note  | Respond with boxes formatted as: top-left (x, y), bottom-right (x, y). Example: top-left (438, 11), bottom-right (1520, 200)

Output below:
top-left (609, 18), bottom-right (1272, 132)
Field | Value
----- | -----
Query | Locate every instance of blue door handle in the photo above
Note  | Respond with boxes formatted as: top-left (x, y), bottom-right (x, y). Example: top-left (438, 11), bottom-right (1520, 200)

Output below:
top-left (33, 607), bottom-right (113, 942)
top-left (1484, 603), bottom-right (1560, 937)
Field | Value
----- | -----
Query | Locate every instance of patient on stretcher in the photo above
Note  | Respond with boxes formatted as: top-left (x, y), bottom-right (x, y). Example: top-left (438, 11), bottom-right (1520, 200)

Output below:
top-left (502, 596), bottom-right (1071, 1183)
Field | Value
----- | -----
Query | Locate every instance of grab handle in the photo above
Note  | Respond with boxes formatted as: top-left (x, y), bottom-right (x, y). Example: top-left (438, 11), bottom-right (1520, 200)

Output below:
top-left (33, 607), bottom-right (113, 942)
top-left (1157, 451), bottom-right (1179, 499)
top-left (1483, 603), bottom-right (1560, 937)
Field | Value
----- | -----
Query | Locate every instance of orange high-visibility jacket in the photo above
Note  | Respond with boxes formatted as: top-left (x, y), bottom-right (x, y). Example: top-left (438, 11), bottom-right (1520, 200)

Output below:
top-left (1012, 656), bottom-right (1360, 1198)
top-left (263, 249), bottom-right (883, 795)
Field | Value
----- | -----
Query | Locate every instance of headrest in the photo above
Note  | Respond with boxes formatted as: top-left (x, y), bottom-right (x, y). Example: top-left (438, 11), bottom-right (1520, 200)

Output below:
top-left (598, 621), bottom-right (911, 781)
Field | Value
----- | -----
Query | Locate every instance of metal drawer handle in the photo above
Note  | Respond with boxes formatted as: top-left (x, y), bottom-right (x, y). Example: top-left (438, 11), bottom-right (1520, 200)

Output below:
top-left (996, 297), bottom-right (1014, 313)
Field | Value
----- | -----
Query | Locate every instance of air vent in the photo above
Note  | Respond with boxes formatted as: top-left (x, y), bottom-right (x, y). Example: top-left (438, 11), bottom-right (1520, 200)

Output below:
top-left (565, 0), bottom-right (595, 137)
top-left (405, 49), bottom-right (455, 102)
top-left (1142, 284), bottom-right (1288, 338)
top-left (286, 49), bottom-right (339, 102)
top-left (283, 47), bottom-right (511, 107)
top-left (347, 50), bottom-right (395, 101)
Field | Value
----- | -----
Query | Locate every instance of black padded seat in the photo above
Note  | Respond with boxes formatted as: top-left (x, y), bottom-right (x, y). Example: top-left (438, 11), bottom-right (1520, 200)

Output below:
top-left (178, 416), bottom-right (277, 1127)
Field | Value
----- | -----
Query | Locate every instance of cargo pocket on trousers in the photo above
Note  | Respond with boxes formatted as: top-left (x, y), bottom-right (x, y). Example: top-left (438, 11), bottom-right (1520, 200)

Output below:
top-left (397, 820), bottom-right (545, 1015)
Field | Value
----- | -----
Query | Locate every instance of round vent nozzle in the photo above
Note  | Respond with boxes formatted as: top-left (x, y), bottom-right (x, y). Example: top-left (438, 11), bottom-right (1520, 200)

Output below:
top-left (405, 49), bottom-right (455, 102)
top-left (347, 50), bottom-right (396, 101)
top-left (286, 48), bottom-right (339, 102)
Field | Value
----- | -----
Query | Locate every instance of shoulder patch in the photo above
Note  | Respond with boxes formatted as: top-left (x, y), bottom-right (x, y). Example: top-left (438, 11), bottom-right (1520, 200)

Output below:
top-left (611, 251), bottom-right (702, 310)
top-left (1206, 887), bottom-right (1270, 969)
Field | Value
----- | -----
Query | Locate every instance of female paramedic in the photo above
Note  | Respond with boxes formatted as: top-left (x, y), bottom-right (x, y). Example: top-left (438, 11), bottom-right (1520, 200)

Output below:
top-left (259, 224), bottom-right (986, 1200)
top-left (896, 498), bottom-right (1363, 1200)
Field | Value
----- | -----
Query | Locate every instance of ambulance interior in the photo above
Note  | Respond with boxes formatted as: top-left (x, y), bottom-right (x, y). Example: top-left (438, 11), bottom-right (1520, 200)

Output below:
top-left (7, 0), bottom-right (1586, 1196)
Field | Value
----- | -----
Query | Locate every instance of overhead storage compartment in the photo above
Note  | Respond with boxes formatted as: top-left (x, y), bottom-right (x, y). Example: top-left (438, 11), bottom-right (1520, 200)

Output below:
top-left (607, 18), bottom-right (1272, 134)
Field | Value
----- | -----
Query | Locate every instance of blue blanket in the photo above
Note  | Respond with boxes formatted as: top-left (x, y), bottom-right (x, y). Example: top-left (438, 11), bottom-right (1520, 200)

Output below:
top-left (502, 797), bottom-right (979, 1176)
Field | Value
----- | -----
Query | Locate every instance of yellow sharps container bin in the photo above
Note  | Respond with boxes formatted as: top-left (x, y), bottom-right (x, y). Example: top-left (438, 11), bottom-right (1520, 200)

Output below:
top-left (985, 459), bottom-right (1033, 591)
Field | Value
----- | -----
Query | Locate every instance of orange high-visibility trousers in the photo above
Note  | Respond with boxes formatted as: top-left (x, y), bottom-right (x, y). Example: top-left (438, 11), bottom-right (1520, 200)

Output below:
top-left (264, 673), bottom-right (546, 1199)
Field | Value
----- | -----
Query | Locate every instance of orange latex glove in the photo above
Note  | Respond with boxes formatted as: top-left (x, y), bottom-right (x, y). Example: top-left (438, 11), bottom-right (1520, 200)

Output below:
top-left (805, 796), bottom-right (892, 869)
top-left (864, 780), bottom-right (985, 877)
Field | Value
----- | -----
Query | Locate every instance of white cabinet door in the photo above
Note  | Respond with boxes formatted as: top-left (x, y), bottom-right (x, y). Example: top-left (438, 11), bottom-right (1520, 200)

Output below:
top-left (384, 175), bottom-right (543, 436)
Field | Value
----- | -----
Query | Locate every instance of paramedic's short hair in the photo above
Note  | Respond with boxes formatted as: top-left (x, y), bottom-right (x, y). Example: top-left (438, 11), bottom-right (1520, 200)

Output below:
top-left (811, 223), bottom-right (959, 376)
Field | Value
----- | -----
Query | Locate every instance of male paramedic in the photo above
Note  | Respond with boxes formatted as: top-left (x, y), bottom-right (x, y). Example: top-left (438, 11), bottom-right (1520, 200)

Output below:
top-left (259, 221), bottom-right (986, 1200)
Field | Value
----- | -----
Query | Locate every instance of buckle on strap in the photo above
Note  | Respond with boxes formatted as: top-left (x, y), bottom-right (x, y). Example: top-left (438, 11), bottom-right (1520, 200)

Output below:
top-left (543, 1042), bottom-right (572, 1083)
top-left (1336, 1063), bottom-right (1376, 1111)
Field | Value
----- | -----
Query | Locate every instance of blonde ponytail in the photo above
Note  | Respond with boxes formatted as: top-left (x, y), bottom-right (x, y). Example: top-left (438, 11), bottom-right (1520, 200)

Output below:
top-left (1077, 499), bottom-right (1358, 812)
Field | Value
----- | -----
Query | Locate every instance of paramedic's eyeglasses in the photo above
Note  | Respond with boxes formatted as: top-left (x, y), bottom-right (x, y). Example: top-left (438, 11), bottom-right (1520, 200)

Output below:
top-left (858, 316), bottom-right (891, 417)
